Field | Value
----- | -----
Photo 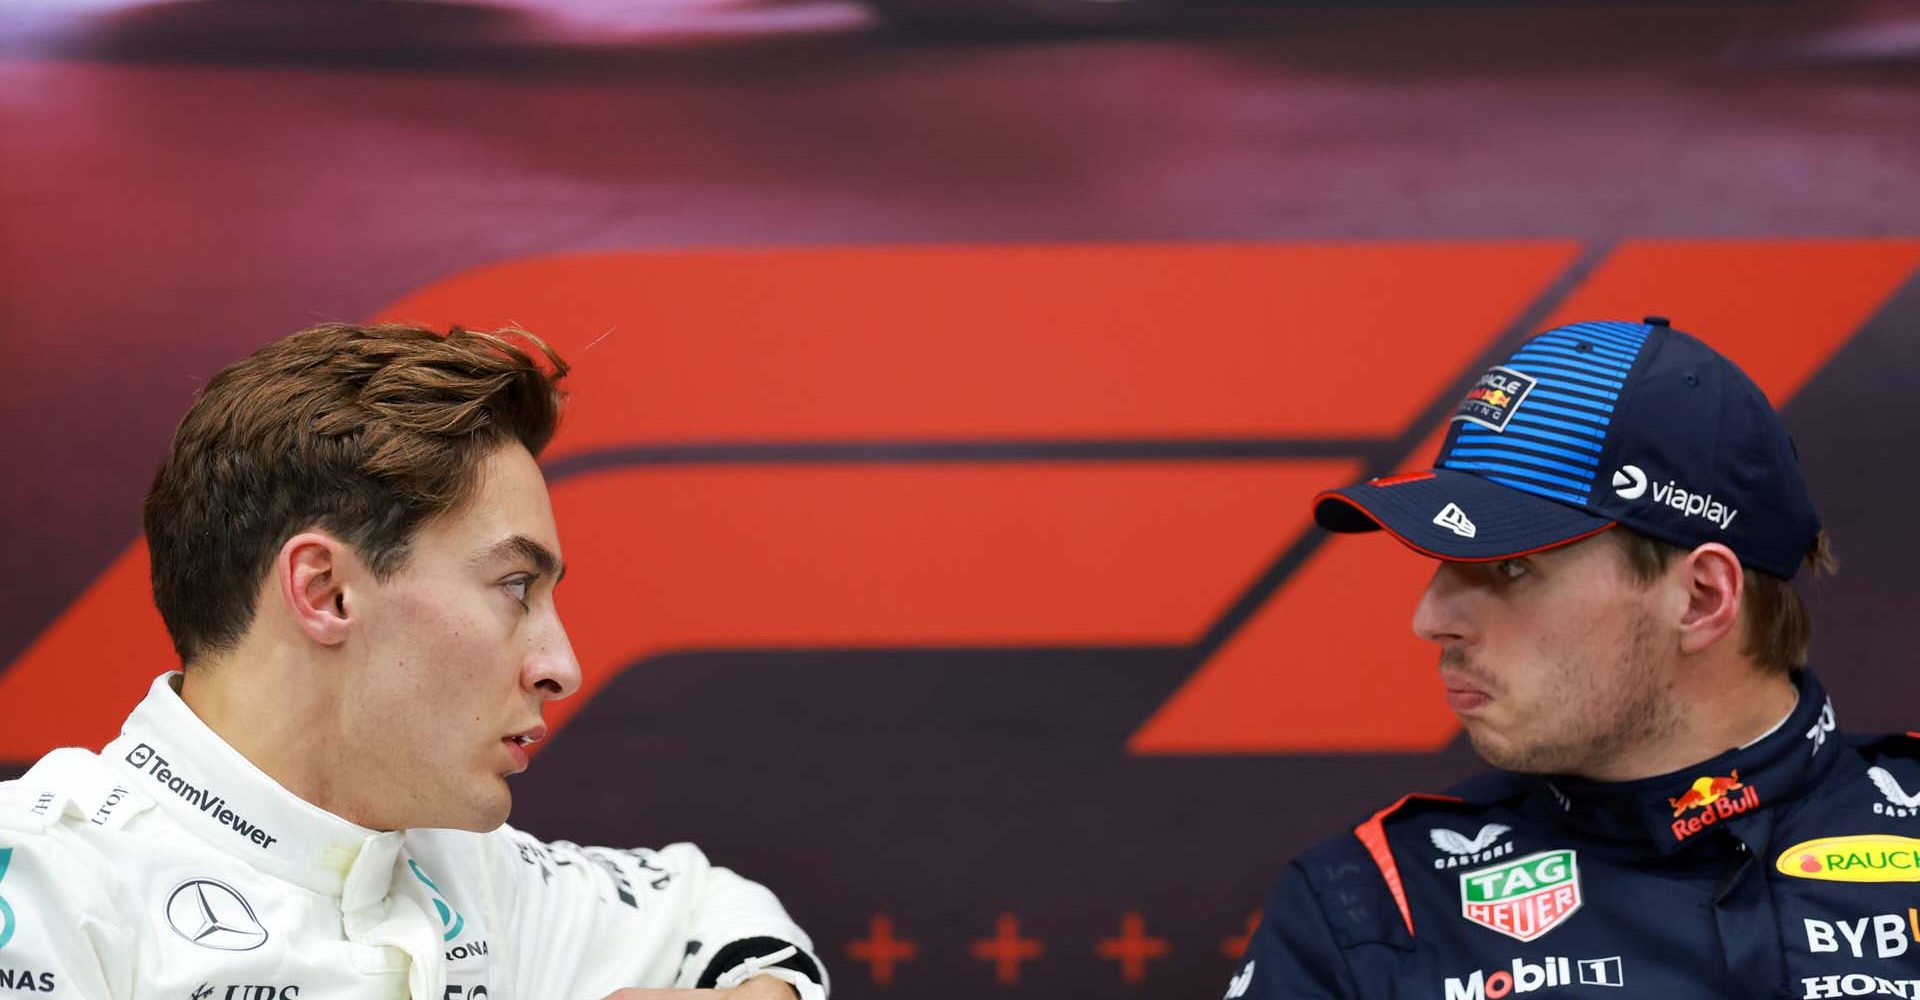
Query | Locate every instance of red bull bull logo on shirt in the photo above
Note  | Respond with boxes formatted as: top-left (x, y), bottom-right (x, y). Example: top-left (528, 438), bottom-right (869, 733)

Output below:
top-left (1460, 849), bottom-right (1583, 942)
top-left (1668, 771), bottom-right (1760, 843)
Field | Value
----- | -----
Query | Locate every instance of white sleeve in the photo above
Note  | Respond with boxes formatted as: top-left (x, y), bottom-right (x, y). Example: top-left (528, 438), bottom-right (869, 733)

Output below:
top-left (0, 784), bottom-right (136, 999)
top-left (476, 825), bottom-right (827, 998)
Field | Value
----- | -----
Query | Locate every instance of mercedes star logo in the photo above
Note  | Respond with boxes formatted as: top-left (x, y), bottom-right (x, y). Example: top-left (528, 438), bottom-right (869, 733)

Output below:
top-left (165, 878), bottom-right (269, 951)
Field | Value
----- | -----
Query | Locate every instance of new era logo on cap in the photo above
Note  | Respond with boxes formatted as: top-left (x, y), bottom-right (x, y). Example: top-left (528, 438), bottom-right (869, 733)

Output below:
top-left (1433, 503), bottom-right (1477, 538)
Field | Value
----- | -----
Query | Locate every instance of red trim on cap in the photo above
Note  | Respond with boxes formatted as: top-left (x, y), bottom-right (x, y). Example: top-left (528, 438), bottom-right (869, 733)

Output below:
top-left (1368, 471), bottom-right (1437, 487)
top-left (1312, 488), bottom-right (1361, 509)
top-left (1353, 793), bottom-right (1463, 938)
top-left (1315, 492), bottom-right (1618, 562)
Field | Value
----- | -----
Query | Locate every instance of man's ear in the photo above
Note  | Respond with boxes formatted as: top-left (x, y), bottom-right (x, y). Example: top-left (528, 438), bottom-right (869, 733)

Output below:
top-left (1676, 542), bottom-right (1744, 656)
top-left (278, 531), bottom-right (356, 647)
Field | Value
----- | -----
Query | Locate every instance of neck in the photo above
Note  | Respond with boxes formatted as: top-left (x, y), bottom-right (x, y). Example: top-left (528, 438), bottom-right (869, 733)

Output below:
top-left (178, 643), bottom-right (375, 828)
top-left (1580, 661), bottom-right (1799, 782)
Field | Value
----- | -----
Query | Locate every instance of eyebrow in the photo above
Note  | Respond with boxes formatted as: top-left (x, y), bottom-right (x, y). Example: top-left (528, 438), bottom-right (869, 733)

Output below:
top-left (478, 534), bottom-right (566, 583)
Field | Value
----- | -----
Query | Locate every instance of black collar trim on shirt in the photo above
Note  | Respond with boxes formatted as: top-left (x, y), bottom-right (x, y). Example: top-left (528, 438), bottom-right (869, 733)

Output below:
top-left (1530, 669), bottom-right (1838, 855)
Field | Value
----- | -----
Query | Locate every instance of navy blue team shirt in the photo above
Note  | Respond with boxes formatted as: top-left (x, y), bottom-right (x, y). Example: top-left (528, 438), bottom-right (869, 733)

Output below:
top-left (1229, 670), bottom-right (1920, 1000)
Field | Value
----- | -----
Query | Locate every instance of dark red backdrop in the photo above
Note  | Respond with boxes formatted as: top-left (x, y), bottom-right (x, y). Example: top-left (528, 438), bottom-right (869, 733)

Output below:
top-left (4, 2), bottom-right (1918, 996)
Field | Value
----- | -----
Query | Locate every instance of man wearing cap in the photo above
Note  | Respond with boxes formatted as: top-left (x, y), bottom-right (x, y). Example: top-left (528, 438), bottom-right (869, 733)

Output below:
top-left (1225, 318), bottom-right (1915, 1000)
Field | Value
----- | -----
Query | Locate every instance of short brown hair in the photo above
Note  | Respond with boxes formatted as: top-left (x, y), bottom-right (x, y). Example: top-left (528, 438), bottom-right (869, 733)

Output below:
top-left (1615, 526), bottom-right (1837, 673)
top-left (144, 323), bottom-right (569, 664)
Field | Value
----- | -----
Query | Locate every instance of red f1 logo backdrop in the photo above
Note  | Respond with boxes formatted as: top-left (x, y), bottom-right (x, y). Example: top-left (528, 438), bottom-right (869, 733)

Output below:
top-left (4, 238), bottom-right (1918, 995)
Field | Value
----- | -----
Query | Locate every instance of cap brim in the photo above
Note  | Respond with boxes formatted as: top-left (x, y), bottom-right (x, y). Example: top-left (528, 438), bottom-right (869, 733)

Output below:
top-left (1314, 469), bottom-right (1615, 562)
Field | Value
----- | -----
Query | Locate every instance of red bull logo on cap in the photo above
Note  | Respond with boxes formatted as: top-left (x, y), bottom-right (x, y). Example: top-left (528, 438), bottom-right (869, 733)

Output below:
top-left (1453, 367), bottom-right (1538, 433)
top-left (1668, 771), bottom-right (1760, 842)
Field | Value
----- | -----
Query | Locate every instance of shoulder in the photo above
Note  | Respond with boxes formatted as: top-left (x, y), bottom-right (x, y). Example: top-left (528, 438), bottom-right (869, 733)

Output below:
top-left (2, 745), bottom-right (157, 831)
top-left (408, 822), bottom-right (702, 907)
top-left (1277, 772), bottom-right (1532, 945)
top-left (2, 747), bottom-right (152, 842)
top-left (0, 752), bottom-right (142, 959)
top-left (1293, 772), bottom-right (1530, 870)
top-left (1344, 770), bottom-right (1533, 865)
top-left (1840, 729), bottom-right (1920, 788)
top-left (1837, 730), bottom-right (1920, 806)
top-left (411, 822), bottom-right (698, 870)
top-left (1848, 729), bottom-right (1920, 763)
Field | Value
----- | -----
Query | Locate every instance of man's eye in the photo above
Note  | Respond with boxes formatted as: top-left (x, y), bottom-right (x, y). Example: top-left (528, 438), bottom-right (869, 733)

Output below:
top-left (1496, 559), bottom-right (1528, 581)
top-left (503, 577), bottom-right (533, 607)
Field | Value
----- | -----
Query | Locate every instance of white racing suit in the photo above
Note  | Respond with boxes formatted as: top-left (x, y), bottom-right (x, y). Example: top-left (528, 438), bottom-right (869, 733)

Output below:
top-left (0, 674), bottom-right (827, 1000)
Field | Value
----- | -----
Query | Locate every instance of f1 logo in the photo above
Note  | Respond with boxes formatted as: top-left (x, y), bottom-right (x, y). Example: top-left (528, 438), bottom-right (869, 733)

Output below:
top-left (1, 239), bottom-right (1914, 762)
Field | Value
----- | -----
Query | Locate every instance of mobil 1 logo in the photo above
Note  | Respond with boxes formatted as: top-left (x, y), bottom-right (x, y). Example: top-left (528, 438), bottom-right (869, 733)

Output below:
top-left (1445, 956), bottom-right (1624, 1000)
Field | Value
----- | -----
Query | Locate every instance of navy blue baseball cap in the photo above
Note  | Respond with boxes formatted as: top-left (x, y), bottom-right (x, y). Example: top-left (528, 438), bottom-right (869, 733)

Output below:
top-left (1314, 318), bottom-right (1822, 579)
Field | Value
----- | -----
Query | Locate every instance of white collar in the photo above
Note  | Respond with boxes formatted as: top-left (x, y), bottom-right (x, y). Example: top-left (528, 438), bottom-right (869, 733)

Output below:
top-left (102, 672), bottom-right (405, 900)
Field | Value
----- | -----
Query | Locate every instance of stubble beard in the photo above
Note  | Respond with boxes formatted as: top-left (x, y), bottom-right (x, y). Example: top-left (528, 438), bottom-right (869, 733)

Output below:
top-left (1464, 612), bottom-right (1679, 777)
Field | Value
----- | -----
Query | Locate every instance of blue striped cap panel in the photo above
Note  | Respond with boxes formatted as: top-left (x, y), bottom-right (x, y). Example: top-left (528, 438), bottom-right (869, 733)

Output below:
top-left (1439, 321), bottom-right (1654, 507)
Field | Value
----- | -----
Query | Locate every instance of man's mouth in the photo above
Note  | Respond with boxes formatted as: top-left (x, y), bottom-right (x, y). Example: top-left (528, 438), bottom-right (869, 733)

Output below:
top-left (1439, 666), bottom-right (1494, 714)
top-left (505, 724), bottom-right (548, 747)
top-left (501, 725), bottom-right (547, 773)
top-left (1444, 686), bottom-right (1491, 713)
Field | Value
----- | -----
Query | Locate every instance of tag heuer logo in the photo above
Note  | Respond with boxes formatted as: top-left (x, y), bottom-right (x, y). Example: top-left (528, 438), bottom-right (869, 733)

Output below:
top-left (1460, 849), bottom-right (1582, 942)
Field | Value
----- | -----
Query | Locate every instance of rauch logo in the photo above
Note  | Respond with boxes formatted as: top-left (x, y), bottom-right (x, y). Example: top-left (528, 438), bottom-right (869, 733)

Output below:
top-left (1778, 836), bottom-right (1920, 883)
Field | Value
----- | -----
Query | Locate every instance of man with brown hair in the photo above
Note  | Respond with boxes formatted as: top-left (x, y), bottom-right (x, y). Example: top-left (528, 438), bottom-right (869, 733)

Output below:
top-left (0, 324), bottom-right (827, 998)
top-left (1227, 318), bottom-right (1914, 999)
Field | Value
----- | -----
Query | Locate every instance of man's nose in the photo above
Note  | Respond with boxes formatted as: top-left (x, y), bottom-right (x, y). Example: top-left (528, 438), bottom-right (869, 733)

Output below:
top-left (1412, 562), bottom-right (1474, 646)
top-left (525, 614), bottom-right (583, 700)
